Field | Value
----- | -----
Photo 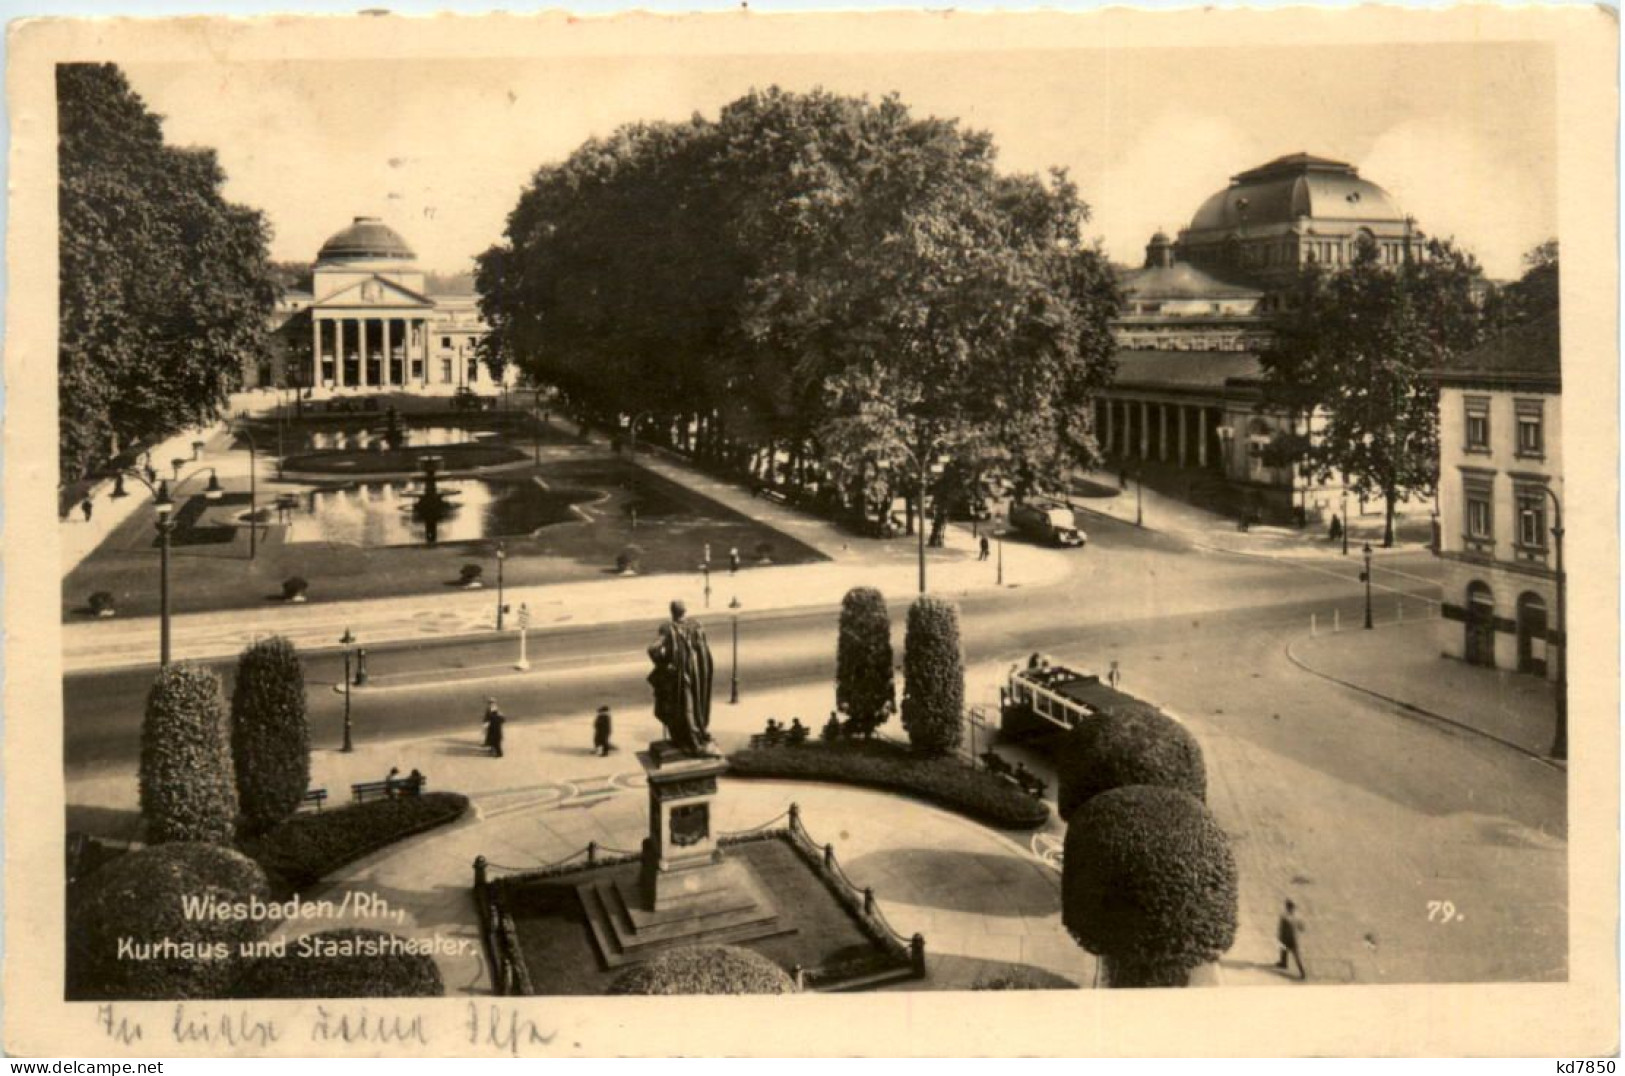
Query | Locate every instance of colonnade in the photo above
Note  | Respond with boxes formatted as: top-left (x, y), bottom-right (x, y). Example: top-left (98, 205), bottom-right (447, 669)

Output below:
top-left (312, 316), bottom-right (438, 389)
top-left (1097, 396), bottom-right (1224, 471)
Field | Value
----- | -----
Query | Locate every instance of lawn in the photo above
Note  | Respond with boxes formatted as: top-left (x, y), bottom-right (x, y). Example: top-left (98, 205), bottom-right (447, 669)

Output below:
top-left (63, 444), bottom-right (826, 620)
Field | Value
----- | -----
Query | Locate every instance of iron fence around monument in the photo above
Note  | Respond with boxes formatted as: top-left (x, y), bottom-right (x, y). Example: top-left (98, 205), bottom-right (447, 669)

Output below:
top-left (471, 803), bottom-right (926, 994)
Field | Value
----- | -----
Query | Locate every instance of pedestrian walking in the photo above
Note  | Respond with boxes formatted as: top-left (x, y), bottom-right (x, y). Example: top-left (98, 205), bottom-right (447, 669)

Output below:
top-left (728, 547), bottom-right (740, 575)
top-left (1276, 899), bottom-right (1307, 980)
top-left (1107, 660), bottom-right (1121, 689)
top-left (80, 496), bottom-right (94, 523)
top-left (979, 535), bottom-right (990, 561)
top-left (593, 705), bottom-right (614, 757)
top-left (482, 697), bottom-right (506, 758)
top-left (1328, 514), bottom-right (1344, 544)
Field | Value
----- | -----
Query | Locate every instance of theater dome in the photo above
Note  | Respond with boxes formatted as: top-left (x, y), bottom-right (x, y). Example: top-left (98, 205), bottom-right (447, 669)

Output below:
top-left (316, 217), bottom-right (417, 263)
top-left (1186, 153), bottom-right (1406, 235)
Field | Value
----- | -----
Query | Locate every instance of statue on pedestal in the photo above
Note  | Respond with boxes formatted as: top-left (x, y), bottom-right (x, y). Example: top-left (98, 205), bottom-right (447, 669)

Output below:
top-left (647, 600), bottom-right (720, 757)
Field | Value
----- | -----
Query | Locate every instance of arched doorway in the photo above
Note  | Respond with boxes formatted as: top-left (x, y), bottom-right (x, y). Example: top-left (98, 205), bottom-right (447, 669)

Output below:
top-left (1465, 582), bottom-right (1496, 668)
top-left (1517, 592), bottom-right (1549, 676)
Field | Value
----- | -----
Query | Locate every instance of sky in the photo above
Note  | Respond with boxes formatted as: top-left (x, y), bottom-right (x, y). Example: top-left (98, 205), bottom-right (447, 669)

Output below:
top-left (123, 40), bottom-right (1557, 280)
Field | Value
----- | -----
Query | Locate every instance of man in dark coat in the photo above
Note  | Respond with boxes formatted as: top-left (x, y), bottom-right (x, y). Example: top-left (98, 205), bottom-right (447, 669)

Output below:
top-left (482, 698), bottom-right (506, 758)
top-left (1276, 899), bottom-right (1307, 979)
top-left (593, 705), bottom-right (614, 756)
top-left (646, 600), bottom-right (718, 757)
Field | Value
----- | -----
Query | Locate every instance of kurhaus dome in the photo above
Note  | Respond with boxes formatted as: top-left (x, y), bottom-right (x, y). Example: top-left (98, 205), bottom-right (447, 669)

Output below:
top-left (1185, 153), bottom-right (1406, 235)
top-left (316, 217), bottom-right (417, 263)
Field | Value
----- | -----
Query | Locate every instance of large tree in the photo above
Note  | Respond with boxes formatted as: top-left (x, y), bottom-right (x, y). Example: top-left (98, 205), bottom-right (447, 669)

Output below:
top-left (1259, 235), bottom-right (1485, 545)
top-left (477, 88), bottom-right (1119, 501)
top-left (57, 63), bottom-right (276, 484)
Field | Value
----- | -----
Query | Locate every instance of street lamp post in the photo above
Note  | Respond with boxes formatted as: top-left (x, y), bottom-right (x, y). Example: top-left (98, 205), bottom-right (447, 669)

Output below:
top-left (1341, 487), bottom-right (1350, 556)
top-left (495, 542), bottom-right (507, 631)
top-left (729, 596), bottom-right (741, 704)
top-left (1135, 465), bottom-right (1144, 528)
top-left (234, 417), bottom-right (259, 560)
top-left (340, 627), bottom-right (355, 752)
top-left (1361, 542), bottom-right (1374, 630)
top-left (116, 466), bottom-right (224, 668)
top-left (996, 533), bottom-right (1004, 587)
top-left (1543, 487), bottom-right (1567, 760)
top-left (880, 445), bottom-right (942, 595)
top-left (701, 561), bottom-right (712, 608)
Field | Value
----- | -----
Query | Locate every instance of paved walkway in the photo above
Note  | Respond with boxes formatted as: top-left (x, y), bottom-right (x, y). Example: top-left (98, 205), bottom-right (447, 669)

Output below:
top-left (1288, 618), bottom-right (1562, 761)
top-left (1069, 468), bottom-right (1430, 561)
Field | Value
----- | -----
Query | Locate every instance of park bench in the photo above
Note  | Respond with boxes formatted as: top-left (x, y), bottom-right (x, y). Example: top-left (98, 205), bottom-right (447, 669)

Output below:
top-left (754, 486), bottom-right (791, 506)
top-left (981, 751), bottom-right (1046, 800)
top-left (351, 773), bottom-right (426, 804)
top-left (301, 788), bottom-right (329, 812)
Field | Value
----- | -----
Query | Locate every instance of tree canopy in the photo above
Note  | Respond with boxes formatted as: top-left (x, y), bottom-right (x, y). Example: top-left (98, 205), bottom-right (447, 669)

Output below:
top-left (58, 63), bottom-right (277, 483)
top-left (1258, 235), bottom-right (1486, 544)
top-left (477, 87), bottom-right (1119, 501)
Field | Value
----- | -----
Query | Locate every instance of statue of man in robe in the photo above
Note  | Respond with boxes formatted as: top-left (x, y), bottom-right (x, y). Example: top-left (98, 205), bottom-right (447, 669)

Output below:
top-left (646, 600), bottom-right (719, 757)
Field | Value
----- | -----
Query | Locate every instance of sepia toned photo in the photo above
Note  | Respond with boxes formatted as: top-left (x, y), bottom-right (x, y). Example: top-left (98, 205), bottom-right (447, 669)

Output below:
top-left (3, 6), bottom-right (1618, 1057)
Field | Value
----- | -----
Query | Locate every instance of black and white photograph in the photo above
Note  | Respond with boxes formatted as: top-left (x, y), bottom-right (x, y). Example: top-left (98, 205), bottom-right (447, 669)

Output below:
top-left (3, 6), bottom-right (1618, 1058)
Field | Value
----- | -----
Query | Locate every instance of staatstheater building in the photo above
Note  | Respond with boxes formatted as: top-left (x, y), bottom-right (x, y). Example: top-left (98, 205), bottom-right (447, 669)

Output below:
top-left (1096, 153), bottom-right (1429, 526)
top-left (260, 217), bottom-right (500, 395)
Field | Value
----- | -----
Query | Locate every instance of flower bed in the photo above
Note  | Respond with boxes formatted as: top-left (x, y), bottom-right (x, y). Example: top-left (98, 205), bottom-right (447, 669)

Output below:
top-left (242, 792), bottom-right (470, 890)
top-left (729, 740), bottom-right (1049, 830)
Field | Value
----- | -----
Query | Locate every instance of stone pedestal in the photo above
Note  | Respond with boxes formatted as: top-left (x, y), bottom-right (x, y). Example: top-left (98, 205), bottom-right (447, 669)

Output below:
top-left (576, 741), bottom-right (790, 968)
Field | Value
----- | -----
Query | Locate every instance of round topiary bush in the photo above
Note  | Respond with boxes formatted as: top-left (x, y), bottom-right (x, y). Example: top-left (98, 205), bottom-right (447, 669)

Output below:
top-left (141, 663), bottom-right (238, 845)
top-left (901, 596), bottom-right (965, 756)
top-left (1056, 706), bottom-right (1207, 821)
top-left (88, 590), bottom-right (116, 617)
top-left (281, 576), bottom-right (309, 602)
top-left (1061, 785), bottom-right (1238, 988)
top-left (607, 944), bottom-right (797, 995)
top-left (230, 636), bottom-right (311, 837)
top-left (836, 587), bottom-right (895, 738)
top-left (68, 843), bottom-right (272, 1000)
top-left (459, 563), bottom-right (484, 587)
top-left (231, 929), bottom-right (445, 999)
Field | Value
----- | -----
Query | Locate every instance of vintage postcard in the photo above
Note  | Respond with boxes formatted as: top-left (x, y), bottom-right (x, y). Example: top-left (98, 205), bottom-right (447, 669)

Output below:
top-left (3, 6), bottom-right (1618, 1058)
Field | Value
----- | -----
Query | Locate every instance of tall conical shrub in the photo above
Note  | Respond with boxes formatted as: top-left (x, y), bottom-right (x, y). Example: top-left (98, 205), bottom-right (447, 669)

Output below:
top-left (140, 663), bottom-right (237, 845)
top-left (836, 587), bottom-right (895, 737)
top-left (230, 636), bottom-right (311, 835)
top-left (901, 596), bottom-right (964, 755)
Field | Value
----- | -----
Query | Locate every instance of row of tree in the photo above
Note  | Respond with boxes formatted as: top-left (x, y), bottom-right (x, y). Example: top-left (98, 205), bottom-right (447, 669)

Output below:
top-left (1260, 236), bottom-right (1559, 544)
top-left (477, 87), bottom-right (1122, 523)
top-left (58, 64), bottom-right (277, 485)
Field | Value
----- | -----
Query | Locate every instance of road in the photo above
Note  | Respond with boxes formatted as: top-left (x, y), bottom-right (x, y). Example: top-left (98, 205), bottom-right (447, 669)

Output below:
top-left (63, 513), bottom-right (1567, 983)
top-left (66, 513), bottom-right (1437, 771)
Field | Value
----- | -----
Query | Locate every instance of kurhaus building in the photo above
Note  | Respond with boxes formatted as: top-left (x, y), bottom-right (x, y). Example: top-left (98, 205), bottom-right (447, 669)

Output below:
top-left (257, 217), bottom-right (499, 394)
top-left (1095, 153), bottom-right (1427, 525)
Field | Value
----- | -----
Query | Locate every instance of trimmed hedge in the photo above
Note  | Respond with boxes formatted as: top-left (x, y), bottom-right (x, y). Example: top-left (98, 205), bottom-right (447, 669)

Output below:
top-left (241, 792), bottom-right (471, 890)
top-left (729, 739), bottom-right (1049, 830)
top-left (901, 596), bottom-right (964, 756)
top-left (69, 843), bottom-right (272, 1000)
top-left (1056, 707), bottom-right (1206, 822)
top-left (836, 587), bottom-right (895, 737)
top-left (608, 944), bottom-right (797, 995)
top-left (140, 663), bottom-right (238, 845)
top-left (1061, 785), bottom-right (1238, 988)
top-left (971, 967), bottom-right (1079, 990)
top-left (231, 637), bottom-right (311, 836)
top-left (232, 928), bottom-right (445, 998)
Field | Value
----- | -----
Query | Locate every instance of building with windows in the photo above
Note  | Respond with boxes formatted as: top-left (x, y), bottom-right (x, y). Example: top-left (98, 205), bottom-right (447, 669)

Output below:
top-left (255, 217), bottom-right (505, 395)
top-left (1095, 153), bottom-right (1426, 525)
top-left (1433, 313), bottom-right (1562, 677)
